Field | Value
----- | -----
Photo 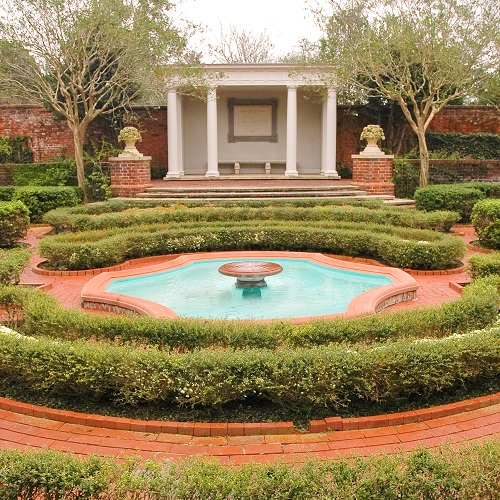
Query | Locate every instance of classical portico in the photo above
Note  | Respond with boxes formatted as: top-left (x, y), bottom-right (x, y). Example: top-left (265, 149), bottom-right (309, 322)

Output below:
top-left (165, 64), bottom-right (340, 179)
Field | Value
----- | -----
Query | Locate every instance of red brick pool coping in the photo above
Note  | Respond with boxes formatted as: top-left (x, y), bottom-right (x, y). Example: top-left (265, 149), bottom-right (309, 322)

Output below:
top-left (1, 392), bottom-right (498, 437)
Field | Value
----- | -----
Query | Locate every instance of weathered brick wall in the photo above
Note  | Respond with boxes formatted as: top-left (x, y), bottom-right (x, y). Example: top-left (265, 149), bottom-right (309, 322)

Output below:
top-left (0, 105), bottom-right (74, 162)
top-left (0, 104), bottom-right (497, 169)
top-left (428, 106), bottom-right (500, 134)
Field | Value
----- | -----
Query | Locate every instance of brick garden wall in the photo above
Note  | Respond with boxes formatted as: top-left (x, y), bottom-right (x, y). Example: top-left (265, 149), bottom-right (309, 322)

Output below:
top-left (0, 104), bottom-right (497, 168)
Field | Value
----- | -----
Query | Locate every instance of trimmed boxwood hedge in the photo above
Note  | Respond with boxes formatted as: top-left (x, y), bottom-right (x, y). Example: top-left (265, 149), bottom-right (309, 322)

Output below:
top-left (0, 278), bottom-right (498, 409)
top-left (38, 220), bottom-right (466, 270)
top-left (471, 198), bottom-right (500, 249)
top-left (0, 186), bottom-right (82, 223)
top-left (1, 277), bottom-right (498, 351)
top-left (42, 204), bottom-right (460, 233)
top-left (0, 200), bottom-right (30, 247)
top-left (1, 443), bottom-right (499, 499)
top-left (414, 182), bottom-right (500, 222)
top-left (0, 313), bottom-right (498, 408)
top-left (0, 249), bottom-right (31, 285)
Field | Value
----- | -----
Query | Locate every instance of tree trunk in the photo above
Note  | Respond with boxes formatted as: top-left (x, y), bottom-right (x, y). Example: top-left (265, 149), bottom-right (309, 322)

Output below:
top-left (416, 130), bottom-right (430, 188)
top-left (71, 125), bottom-right (88, 202)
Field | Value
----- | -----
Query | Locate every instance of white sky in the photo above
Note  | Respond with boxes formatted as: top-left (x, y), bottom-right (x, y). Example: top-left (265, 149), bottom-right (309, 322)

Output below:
top-left (173, 0), bottom-right (325, 62)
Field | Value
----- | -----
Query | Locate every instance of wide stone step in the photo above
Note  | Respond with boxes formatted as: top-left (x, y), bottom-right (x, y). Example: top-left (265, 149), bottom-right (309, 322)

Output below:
top-left (143, 185), bottom-right (360, 194)
top-left (136, 189), bottom-right (371, 199)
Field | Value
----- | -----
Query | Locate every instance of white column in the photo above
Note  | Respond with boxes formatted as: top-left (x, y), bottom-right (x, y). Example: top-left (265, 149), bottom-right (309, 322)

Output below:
top-left (323, 87), bottom-right (340, 177)
top-left (321, 99), bottom-right (327, 174)
top-left (165, 88), bottom-right (180, 178)
top-left (285, 85), bottom-right (299, 176)
top-left (177, 93), bottom-right (184, 175)
top-left (205, 87), bottom-right (219, 177)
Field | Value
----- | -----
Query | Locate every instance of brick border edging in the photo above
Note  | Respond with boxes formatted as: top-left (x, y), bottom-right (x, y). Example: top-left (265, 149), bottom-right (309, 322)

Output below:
top-left (1, 392), bottom-right (498, 437)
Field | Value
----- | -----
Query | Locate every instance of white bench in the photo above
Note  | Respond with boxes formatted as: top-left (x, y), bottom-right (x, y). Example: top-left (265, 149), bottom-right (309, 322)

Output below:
top-left (219, 160), bottom-right (286, 175)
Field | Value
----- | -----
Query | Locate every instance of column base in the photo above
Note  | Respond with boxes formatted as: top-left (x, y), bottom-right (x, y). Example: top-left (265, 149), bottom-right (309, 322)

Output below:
top-left (205, 171), bottom-right (220, 177)
top-left (322, 172), bottom-right (341, 179)
top-left (164, 173), bottom-right (182, 179)
top-left (285, 171), bottom-right (299, 177)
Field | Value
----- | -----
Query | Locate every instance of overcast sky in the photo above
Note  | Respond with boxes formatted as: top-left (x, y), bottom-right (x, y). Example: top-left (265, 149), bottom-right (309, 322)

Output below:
top-left (173, 0), bottom-right (325, 61)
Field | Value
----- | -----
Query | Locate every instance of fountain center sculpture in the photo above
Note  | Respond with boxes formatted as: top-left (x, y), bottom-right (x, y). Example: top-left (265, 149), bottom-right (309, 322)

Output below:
top-left (218, 261), bottom-right (283, 288)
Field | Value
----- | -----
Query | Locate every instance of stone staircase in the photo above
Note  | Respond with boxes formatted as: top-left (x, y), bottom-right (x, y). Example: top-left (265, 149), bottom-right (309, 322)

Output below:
top-left (135, 184), bottom-right (392, 201)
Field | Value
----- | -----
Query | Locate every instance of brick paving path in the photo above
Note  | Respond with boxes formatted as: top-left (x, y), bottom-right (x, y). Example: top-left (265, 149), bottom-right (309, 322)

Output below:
top-left (1, 221), bottom-right (497, 461)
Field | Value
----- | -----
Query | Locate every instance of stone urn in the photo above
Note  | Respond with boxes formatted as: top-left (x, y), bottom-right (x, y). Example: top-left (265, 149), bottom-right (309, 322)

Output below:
top-left (118, 126), bottom-right (143, 156)
top-left (360, 124), bottom-right (385, 156)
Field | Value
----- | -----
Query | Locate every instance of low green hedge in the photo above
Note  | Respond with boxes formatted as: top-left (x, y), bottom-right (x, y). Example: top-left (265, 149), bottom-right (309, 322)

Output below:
top-left (1, 277), bottom-right (498, 351)
top-left (42, 204), bottom-right (460, 234)
top-left (0, 186), bottom-right (82, 223)
top-left (414, 183), bottom-right (500, 222)
top-left (471, 198), bottom-right (500, 249)
top-left (1, 443), bottom-right (499, 499)
top-left (468, 253), bottom-right (500, 279)
top-left (0, 200), bottom-right (30, 247)
top-left (0, 316), bottom-right (498, 408)
top-left (38, 220), bottom-right (466, 270)
top-left (0, 249), bottom-right (31, 285)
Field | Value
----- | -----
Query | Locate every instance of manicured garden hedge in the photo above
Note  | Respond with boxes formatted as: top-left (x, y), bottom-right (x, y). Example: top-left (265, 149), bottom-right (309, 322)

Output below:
top-left (468, 253), bottom-right (500, 279)
top-left (414, 182), bottom-right (500, 222)
top-left (0, 201), bottom-right (30, 247)
top-left (426, 132), bottom-right (500, 160)
top-left (42, 203), bottom-right (460, 233)
top-left (2, 443), bottom-right (499, 499)
top-left (38, 220), bottom-right (466, 270)
top-left (0, 249), bottom-right (30, 285)
top-left (0, 320), bottom-right (498, 409)
top-left (0, 278), bottom-right (498, 409)
top-left (0, 186), bottom-right (81, 223)
top-left (2, 277), bottom-right (498, 351)
top-left (471, 199), bottom-right (500, 249)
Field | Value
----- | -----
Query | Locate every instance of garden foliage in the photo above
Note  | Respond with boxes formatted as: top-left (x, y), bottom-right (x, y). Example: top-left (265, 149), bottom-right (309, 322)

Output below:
top-left (471, 198), bottom-right (500, 249)
top-left (0, 443), bottom-right (499, 499)
top-left (0, 278), bottom-right (498, 409)
top-left (0, 249), bottom-right (30, 285)
top-left (414, 182), bottom-right (500, 222)
top-left (0, 186), bottom-right (81, 223)
top-left (0, 200), bottom-right (29, 247)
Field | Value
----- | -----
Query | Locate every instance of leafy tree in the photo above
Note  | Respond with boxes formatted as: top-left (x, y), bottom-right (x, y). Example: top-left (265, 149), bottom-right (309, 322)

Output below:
top-left (0, 0), bottom-right (191, 199)
top-left (317, 0), bottom-right (499, 187)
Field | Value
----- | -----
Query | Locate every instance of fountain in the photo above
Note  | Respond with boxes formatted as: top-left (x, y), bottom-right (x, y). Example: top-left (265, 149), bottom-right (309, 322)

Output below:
top-left (218, 261), bottom-right (283, 288)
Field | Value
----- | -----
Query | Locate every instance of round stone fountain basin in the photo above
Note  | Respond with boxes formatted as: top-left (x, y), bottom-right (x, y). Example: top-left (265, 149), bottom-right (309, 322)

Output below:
top-left (218, 261), bottom-right (283, 288)
top-left (81, 251), bottom-right (419, 322)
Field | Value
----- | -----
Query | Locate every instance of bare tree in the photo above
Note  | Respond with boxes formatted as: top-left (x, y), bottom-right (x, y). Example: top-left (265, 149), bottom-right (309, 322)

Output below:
top-left (208, 23), bottom-right (277, 63)
top-left (317, 0), bottom-right (499, 187)
top-left (0, 0), bottom-right (191, 199)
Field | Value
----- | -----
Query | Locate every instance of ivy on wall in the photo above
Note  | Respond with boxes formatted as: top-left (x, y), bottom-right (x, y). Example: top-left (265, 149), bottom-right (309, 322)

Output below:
top-left (0, 136), bottom-right (34, 164)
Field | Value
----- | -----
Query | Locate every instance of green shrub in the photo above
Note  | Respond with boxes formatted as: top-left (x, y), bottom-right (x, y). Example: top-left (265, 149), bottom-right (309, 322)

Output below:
top-left (0, 315), bottom-right (498, 408)
top-left (0, 201), bottom-right (30, 247)
top-left (1, 443), bottom-right (499, 499)
top-left (414, 184), bottom-right (493, 222)
top-left (0, 249), bottom-right (31, 284)
top-left (391, 158), bottom-right (420, 198)
top-left (12, 186), bottom-right (81, 223)
top-left (43, 204), bottom-right (460, 234)
top-left (0, 186), bottom-right (15, 201)
top-left (471, 199), bottom-right (500, 249)
top-left (0, 449), bottom-right (113, 499)
top-left (11, 159), bottom-right (78, 186)
top-left (150, 165), bottom-right (167, 179)
top-left (2, 276), bottom-right (497, 351)
top-left (38, 220), bottom-right (465, 271)
top-left (468, 253), bottom-right (500, 279)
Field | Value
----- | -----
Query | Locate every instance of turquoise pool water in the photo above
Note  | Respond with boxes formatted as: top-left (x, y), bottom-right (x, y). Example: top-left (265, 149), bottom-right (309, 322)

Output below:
top-left (106, 258), bottom-right (393, 320)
